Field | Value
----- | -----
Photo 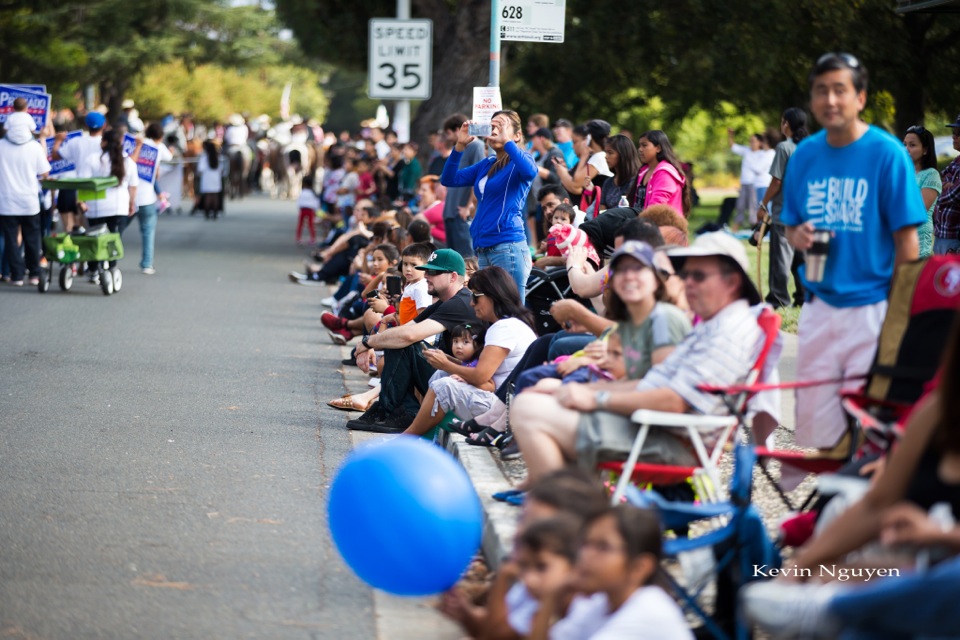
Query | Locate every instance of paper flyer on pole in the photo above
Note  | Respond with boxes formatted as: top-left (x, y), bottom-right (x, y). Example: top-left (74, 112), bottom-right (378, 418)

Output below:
top-left (0, 84), bottom-right (51, 132)
top-left (122, 133), bottom-right (160, 183)
top-left (46, 130), bottom-right (82, 176)
top-left (469, 87), bottom-right (502, 137)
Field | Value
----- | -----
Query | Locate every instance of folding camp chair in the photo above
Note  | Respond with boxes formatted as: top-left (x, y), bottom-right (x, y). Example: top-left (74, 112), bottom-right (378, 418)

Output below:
top-left (754, 255), bottom-right (960, 513)
top-left (627, 437), bottom-right (779, 640)
top-left (602, 307), bottom-right (782, 505)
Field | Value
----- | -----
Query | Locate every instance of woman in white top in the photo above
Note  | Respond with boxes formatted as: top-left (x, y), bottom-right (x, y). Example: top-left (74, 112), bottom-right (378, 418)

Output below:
top-left (728, 129), bottom-right (775, 230)
top-left (77, 128), bottom-right (138, 270)
top-left (403, 266), bottom-right (538, 448)
top-left (196, 139), bottom-right (223, 219)
top-left (554, 121), bottom-right (613, 217)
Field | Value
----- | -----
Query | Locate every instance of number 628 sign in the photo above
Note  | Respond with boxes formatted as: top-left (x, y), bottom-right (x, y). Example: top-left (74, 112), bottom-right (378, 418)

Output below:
top-left (368, 18), bottom-right (433, 101)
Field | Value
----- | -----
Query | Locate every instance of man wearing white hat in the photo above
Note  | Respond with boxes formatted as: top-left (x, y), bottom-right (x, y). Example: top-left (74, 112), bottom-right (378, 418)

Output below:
top-left (512, 232), bottom-right (769, 484)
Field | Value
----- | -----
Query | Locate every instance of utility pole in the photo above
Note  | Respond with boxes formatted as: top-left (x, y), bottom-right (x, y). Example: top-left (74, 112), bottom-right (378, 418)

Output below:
top-left (393, 0), bottom-right (411, 142)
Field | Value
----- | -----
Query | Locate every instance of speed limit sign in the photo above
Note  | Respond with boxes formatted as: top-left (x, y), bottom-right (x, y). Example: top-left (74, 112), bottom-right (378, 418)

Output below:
top-left (368, 19), bottom-right (433, 100)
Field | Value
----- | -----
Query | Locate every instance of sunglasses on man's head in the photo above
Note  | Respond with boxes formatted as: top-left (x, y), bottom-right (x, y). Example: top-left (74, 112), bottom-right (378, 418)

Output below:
top-left (817, 52), bottom-right (861, 69)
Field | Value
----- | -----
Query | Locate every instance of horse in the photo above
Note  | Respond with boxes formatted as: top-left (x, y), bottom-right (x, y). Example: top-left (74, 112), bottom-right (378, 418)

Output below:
top-left (225, 143), bottom-right (252, 200)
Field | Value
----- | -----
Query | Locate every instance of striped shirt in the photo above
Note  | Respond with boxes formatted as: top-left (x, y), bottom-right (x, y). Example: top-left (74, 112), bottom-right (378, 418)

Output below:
top-left (638, 300), bottom-right (761, 416)
top-left (934, 157), bottom-right (960, 240)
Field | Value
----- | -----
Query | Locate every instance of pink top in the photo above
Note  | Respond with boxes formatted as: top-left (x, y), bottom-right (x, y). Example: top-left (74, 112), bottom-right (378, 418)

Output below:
top-left (421, 200), bottom-right (446, 243)
top-left (636, 160), bottom-right (686, 216)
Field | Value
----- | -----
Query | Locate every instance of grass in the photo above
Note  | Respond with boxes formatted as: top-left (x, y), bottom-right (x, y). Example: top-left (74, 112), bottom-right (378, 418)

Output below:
top-left (686, 190), bottom-right (801, 334)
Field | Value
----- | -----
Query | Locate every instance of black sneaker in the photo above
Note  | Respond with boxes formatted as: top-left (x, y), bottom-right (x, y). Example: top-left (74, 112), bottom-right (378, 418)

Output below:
top-left (346, 402), bottom-right (383, 429)
top-left (341, 356), bottom-right (357, 367)
top-left (347, 409), bottom-right (412, 434)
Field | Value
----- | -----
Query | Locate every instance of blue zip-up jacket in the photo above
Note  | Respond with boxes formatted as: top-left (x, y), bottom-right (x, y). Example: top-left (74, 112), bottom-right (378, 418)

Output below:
top-left (441, 141), bottom-right (537, 249)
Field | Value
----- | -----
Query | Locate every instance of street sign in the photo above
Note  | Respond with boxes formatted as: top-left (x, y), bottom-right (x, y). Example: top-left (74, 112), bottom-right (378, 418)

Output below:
top-left (368, 18), bottom-right (433, 101)
top-left (499, 0), bottom-right (565, 43)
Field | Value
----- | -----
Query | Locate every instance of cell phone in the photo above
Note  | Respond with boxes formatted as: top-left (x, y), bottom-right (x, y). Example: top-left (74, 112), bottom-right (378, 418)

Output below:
top-left (386, 275), bottom-right (402, 296)
top-left (585, 133), bottom-right (592, 146)
top-left (365, 290), bottom-right (380, 299)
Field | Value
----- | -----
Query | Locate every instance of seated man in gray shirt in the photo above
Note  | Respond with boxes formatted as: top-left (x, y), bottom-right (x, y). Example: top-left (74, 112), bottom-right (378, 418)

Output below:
top-left (511, 232), bottom-right (765, 484)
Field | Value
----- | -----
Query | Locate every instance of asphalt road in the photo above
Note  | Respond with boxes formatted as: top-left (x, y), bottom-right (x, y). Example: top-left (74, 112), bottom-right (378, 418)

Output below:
top-left (0, 196), bottom-right (375, 639)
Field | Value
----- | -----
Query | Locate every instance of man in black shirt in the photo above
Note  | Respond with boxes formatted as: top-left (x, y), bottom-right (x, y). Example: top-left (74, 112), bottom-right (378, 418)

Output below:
top-left (347, 249), bottom-right (479, 433)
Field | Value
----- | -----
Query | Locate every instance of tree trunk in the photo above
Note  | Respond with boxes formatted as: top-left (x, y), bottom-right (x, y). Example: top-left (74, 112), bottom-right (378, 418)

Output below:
top-left (892, 13), bottom-right (929, 135)
top-left (410, 0), bottom-right (491, 152)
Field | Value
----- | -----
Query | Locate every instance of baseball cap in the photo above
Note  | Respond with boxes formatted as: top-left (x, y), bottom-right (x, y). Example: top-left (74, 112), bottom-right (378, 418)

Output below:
top-left (946, 114), bottom-right (960, 129)
top-left (609, 241), bottom-right (656, 270)
top-left (533, 127), bottom-right (553, 141)
top-left (667, 231), bottom-right (762, 305)
top-left (85, 111), bottom-right (106, 130)
top-left (416, 248), bottom-right (466, 276)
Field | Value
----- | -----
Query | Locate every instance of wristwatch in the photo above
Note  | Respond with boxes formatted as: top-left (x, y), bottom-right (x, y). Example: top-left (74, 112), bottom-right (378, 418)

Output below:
top-left (361, 335), bottom-right (372, 350)
top-left (595, 391), bottom-right (611, 410)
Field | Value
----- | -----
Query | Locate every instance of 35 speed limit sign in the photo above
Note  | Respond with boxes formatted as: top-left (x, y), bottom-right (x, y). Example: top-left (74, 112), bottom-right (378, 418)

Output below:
top-left (368, 19), bottom-right (433, 101)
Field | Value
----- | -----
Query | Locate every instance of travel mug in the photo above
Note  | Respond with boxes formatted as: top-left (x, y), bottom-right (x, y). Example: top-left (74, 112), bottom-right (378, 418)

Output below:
top-left (805, 229), bottom-right (831, 282)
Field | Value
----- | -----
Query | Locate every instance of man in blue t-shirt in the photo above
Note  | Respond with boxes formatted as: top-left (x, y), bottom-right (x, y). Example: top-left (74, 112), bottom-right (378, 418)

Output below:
top-left (781, 53), bottom-right (926, 449)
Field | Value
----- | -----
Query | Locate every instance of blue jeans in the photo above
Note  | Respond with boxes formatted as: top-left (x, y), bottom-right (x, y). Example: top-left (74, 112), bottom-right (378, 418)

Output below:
top-left (828, 555), bottom-right (960, 639)
top-left (547, 333), bottom-right (595, 361)
top-left (933, 237), bottom-right (960, 255)
top-left (444, 216), bottom-right (475, 259)
top-left (137, 203), bottom-right (159, 269)
top-left (477, 240), bottom-right (532, 304)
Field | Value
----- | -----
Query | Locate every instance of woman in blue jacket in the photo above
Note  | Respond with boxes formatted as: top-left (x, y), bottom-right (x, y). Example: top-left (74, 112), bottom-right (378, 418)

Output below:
top-left (441, 110), bottom-right (536, 302)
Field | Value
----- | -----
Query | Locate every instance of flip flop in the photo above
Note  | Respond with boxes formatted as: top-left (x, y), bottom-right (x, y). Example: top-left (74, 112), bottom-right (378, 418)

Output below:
top-left (447, 418), bottom-right (487, 437)
top-left (326, 396), bottom-right (368, 412)
top-left (492, 489), bottom-right (524, 502)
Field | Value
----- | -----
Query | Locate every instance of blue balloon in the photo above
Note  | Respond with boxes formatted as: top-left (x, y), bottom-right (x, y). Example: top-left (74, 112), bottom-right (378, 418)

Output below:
top-left (328, 436), bottom-right (484, 596)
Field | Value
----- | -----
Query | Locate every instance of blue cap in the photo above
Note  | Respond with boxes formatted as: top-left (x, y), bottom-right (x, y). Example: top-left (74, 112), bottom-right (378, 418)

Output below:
top-left (85, 112), bottom-right (106, 129)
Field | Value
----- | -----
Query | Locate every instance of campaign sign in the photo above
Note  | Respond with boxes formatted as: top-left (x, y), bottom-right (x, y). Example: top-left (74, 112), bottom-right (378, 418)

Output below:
top-left (10, 84), bottom-right (46, 94)
top-left (123, 133), bottom-right (159, 183)
top-left (46, 130), bottom-right (82, 176)
top-left (0, 84), bottom-right (51, 132)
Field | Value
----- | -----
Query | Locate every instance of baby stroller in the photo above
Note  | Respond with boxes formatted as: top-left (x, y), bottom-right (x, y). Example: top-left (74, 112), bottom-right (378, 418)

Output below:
top-left (524, 267), bottom-right (592, 335)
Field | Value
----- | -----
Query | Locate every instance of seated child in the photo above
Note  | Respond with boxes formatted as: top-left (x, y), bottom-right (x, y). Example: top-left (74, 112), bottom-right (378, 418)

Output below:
top-left (545, 505), bottom-right (693, 639)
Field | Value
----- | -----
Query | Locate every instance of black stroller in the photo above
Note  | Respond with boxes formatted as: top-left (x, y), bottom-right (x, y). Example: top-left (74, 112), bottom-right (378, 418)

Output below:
top-left (525, 267), bottom-right (593, 335)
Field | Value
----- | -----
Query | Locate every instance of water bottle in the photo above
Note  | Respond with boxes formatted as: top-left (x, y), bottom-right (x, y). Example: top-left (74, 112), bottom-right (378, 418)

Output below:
top-left (618, 195), bottom-right (630, 208)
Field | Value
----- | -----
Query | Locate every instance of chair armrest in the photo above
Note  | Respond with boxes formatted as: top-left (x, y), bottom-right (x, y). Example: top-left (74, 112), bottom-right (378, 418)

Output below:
top-left (630, 409), bottom-right (736, 432)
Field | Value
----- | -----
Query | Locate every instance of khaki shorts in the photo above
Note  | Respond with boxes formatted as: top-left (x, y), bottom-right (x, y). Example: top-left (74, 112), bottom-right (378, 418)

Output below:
top-left (575, 410), bottom-right (698, 471)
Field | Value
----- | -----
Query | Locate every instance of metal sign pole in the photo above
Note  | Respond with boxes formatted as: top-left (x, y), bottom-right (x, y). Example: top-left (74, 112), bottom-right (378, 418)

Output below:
top-left (393, 0), bottom-right (412, 142)
top-left (490, 0), bottom-right (501, 87)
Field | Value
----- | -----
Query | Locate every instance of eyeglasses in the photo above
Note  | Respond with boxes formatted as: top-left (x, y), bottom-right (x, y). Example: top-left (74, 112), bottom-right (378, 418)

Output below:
top-left (952, 130), bottom-right (960, 138)
top-left (470, 292), bottom-right (486, 303)
top-left (679, 269), bottom-right (721, 283)
top-left (816, 52), bottom-right (861, 69)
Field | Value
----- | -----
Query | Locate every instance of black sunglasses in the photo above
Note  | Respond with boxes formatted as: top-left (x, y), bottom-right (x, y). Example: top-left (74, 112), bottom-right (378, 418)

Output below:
top-left (817, 52), bottom-right (861, 69)
top-left (470, 292), bottom-right (486, 302)
top-left (906, 125), bottom-right (928, 136)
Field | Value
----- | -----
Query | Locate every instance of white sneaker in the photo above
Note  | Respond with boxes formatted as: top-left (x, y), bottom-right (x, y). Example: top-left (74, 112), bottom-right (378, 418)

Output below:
top-left (88, 272), bottom-right (100, 285)
top-left (321, 295), bottom-right (338, 308)
top-left (739, 580), bottom-right (842, 639)
top-left (141, 267), bottom-right (156, 275)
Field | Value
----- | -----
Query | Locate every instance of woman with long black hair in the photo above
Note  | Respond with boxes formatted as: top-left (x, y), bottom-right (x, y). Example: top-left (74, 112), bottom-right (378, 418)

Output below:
top-left (77, 128), bottom-right (138, 280)
top-left (758, 107), bottom-right (810, 308)
top-left (600, 134), bottom-right (641, 211)
top-left (632, 130), bottom-right (691, 215)
top-left (196, 139), bottom-right (223, 220)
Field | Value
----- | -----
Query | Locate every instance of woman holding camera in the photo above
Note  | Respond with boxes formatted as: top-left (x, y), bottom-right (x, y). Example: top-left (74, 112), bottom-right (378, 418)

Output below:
top-left (441, 110), bottom-right (537, 302)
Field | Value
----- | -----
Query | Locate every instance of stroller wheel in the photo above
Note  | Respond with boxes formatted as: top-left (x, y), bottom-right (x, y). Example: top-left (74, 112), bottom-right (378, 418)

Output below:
top-left (60, 266), bottom-right (73, 291)
top-left (100, 268), bottom-right (114, 296)
top-left (110, 267), bottom-right (122, 292)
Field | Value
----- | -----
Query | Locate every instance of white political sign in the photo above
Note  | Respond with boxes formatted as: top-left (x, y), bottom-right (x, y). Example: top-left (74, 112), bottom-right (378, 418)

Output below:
top-left (499, 0), bottom-right (566, 43)
top-left (469, 87), bottom-right (502, 137)
top-left (368, 19), bottom-right (433, 100)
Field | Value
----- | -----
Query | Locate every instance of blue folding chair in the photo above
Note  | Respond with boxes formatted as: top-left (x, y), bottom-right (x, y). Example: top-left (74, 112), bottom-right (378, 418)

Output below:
top-left (627, 438), bottom-right (780, 639)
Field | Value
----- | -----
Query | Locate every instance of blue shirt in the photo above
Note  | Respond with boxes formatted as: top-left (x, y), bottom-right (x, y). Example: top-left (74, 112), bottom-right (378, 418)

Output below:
top-left (781, 126), bottom-right (927, 307)
top-left (441, 141), bottom-right (537, 249)
top-left (556, 140), bottom-right (578, 169)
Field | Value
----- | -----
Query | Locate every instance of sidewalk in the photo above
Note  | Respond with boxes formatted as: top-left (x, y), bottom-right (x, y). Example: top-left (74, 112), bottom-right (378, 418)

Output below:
top-left (335, 330), bottom-right (799, 637)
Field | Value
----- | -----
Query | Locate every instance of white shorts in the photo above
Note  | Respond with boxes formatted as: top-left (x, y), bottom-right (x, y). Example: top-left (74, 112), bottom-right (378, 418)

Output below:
top-left (795, 297), bottom-right (887, 448)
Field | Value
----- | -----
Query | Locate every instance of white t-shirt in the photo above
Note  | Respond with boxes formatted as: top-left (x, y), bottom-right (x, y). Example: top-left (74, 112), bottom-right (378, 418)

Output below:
top-left (57, 134), bottom-right (102, 180)
top-left (297, 187), bottom-right (321, 210)
top-left (550, 588), bottom-right (693, 640)
top-left (224, 125), bottom-right (248, 147)
top-left (730, 144), bottom-right (774, 188)
top-left (401, 278), bottom-right (433, 310)
top-left (506, 582), bottom-right (540, 636)
top-left (77, 152), bottom-right (139, 218)
top-left (485, 317), bottom-right (537, 388)
top-left (135, 142), bottom-right (174, 207)
top-left (197, 153), bottom-right (223, 194)
top-left (587, 151), bottom-right (612, 179)
top-left (375, 139), bottom-right (391, 160)
top-left (0, 138), bottom-right (51, 215)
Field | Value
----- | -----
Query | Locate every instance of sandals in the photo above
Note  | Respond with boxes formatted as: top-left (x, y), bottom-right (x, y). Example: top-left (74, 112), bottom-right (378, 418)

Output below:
top-left (326, 396), bottom-right (369, 412)
top-left (447, 418), bottom-right (486, 437)
top-left (464, 427), bottom-right (513, 450)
